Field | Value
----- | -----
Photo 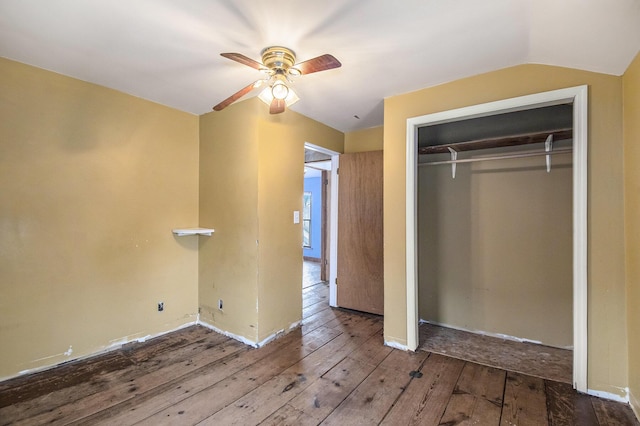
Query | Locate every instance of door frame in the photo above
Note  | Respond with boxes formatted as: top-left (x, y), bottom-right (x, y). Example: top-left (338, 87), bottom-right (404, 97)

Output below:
top-left (405, 85), bottom-right (588, 392)
top-left (304, 142), bottom-right (340, 307)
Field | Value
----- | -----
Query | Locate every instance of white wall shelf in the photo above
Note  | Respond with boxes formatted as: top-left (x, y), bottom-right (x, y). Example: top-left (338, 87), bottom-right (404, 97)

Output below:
top-left (172, 228), bottom-right (214, 236)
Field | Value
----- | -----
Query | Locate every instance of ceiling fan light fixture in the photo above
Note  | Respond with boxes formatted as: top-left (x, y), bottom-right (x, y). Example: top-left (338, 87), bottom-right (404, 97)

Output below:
top-left (258, 84), bottom-right (299, 108)
top-left (271, 80), bottom-right (289, 100)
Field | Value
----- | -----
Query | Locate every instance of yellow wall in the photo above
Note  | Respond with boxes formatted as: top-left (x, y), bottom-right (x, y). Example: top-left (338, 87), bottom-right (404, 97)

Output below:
top-left (198, 100), bottom-right (261, 342)
top-left (344, 126), bottom-right (383, 153)
top-left (624, 51), bottom-right (640, 415)
top-left (199, 98), bottom-right (343, 343)
top-left (418, 146), bottom-right (573, 347)
top-left (257, 108), bottom-right (343, 342)
top-left (0, 58), bottom-right (200, 379)
top-left (384, 64), bottom-right (627, 397)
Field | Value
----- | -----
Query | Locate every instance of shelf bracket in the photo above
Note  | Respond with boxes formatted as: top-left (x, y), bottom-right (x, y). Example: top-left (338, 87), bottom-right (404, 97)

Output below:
top-left (447, 147), bottom-right (458, 179)
top-left (545, 134), bottom-right (553, 173)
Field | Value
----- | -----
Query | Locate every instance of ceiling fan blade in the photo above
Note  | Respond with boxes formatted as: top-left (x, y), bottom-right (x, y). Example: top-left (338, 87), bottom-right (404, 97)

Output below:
top-left (220, 53), bottom-right (265, 71)
top-left (270, 98), bottom-right (285, 114)
top-left (213, 80), bottom-right (261, 111)
top-left (295, 54), bottom-right (341, 75)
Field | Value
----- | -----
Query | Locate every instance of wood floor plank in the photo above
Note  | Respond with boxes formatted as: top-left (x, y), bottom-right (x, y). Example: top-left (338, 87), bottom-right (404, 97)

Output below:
top-left (322, 309), bottom-right (379, 331)
top-left (260, 331), bottom-right (392, 425)
top-left (303, 291), bottom-right (327, 308)
top-left (0, 350), bottom-right (135, 409)
top-left (380, 353), bottom-right (465, 425)
top-left (545, 380), bottom-right (599, 425)
top-left (198, 317), bottom-right (384, 425)
top-left (304, 299), bottom-right (333, 317)
top-left (591, 397), bottom-right (640, 425)
top-left (77, 327), bottom-right (329, 425)
top-left (300, 307), bottom-right (343, 334)
top-left (440, 393), bottom-right (502, 426)
top-left (343, 330), bottom-right (393, 367)
top-left (11, 336), bottom-right (244, 425)
top-left (303, 297), bottom-right (325, 310)
top-left (0, 330), bottom-right (230, 424)
top-left (303, 281), bottom-right (327, 293)
top-left (457, 362), bottom-right (506, 406)
top-left (0, 325), bottom-right (211, 407)
top-left (259, 403), bottom-right (307, 426)
top-left (500, 371), bottom-right (548, 426)
top-left (137, 324), bottom-right (346, 425)
top-left (320, 344), bottom-right (429, 425)
top-left (121, 325), bottom-right (215, 363)
top-left (438, 362), bottom-right (506, 425)
top-left (73, 350), bottom-right (250, 425)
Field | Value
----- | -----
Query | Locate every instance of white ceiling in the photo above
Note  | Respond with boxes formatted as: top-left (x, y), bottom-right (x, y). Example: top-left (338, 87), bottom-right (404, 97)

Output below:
top-left (1, 0), bottom-right (638, 132)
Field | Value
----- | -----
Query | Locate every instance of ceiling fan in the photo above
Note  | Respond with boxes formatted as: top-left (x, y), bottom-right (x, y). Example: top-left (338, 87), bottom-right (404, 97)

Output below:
top-left (213, 46), bottom-right (341, 114)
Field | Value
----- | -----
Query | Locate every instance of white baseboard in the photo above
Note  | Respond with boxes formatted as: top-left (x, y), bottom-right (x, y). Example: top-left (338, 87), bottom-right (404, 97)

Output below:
top-left (587, 387), bottom-right (629, 404)
top-left (196, 316), bottom-right (301, 348)
top-left (196, 318), bottom-right (259, 347)
top-left (384, 339), bottom-right (409, 351)
top-left (256, 321), bottom-right (301, 347)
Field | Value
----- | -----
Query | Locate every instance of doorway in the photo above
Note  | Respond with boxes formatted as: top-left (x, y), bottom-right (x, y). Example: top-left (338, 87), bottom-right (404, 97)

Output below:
top-left (304, 142), bottom-right (340, 307)
top-left (405, 86), bottom-right (588, 392)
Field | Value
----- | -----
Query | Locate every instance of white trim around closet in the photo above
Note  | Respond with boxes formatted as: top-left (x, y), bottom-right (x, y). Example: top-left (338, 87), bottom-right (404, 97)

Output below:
top-left (405, 85), bottom-right (588, 393)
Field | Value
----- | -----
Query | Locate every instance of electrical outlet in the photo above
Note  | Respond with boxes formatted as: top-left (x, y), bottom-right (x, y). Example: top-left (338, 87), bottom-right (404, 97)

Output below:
top-left (158, 302), bottom-right (164, 312)
top-left (218, 299), bottom-right (223, 310)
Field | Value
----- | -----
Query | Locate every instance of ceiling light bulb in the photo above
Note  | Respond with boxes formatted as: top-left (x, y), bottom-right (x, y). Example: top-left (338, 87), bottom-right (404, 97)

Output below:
top-left (258, 84), bottom-right (299, 108)
top-left (271, 82), bottom-right (289, 100)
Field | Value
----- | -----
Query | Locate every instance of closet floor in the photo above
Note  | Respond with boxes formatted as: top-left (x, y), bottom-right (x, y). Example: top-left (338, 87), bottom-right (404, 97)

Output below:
top-left (418, 323), bottom-right (572, 384)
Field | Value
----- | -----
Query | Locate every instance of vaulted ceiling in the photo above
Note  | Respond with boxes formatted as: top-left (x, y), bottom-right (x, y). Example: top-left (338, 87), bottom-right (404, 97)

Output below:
top-left (1, 0), bottom-right (638, 132)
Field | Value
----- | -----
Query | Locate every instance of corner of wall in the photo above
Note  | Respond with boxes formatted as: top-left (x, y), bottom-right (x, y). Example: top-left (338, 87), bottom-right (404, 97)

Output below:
top-left (344, 126), bottom-right (383, 153)
top-left (623, 49), bottom-right (640, 423)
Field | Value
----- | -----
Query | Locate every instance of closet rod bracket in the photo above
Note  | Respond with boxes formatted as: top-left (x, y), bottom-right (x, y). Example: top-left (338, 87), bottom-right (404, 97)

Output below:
top-left (545, 134), bottom-right (553, 173)
top-left (447, 147), bottom-right (458, 179)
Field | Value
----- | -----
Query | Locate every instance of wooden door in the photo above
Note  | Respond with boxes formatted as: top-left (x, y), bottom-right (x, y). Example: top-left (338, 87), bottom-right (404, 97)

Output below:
top-left (337, 150), bottom-right (383, 315)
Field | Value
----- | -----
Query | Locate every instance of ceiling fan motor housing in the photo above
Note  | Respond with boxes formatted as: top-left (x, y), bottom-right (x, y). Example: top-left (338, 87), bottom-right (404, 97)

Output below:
top-left (261, 46), bottom-right (296, 72)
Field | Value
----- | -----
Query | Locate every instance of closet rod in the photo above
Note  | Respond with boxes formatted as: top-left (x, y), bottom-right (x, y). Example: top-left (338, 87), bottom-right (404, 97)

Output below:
top-left (418, 147), bottom-right (572, 167)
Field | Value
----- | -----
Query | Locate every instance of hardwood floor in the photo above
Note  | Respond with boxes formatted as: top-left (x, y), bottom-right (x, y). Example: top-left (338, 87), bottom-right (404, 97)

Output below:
top-left (302, 260), bottom-right (322, 289)
top-left (0, 282), bottom-right (637, 425)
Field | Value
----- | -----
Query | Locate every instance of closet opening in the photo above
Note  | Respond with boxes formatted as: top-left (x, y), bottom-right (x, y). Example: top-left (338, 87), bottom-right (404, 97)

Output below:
top-left (417, 104), bottom-right (574, 383)
top-left (405, 86), bottom-right (588, 392)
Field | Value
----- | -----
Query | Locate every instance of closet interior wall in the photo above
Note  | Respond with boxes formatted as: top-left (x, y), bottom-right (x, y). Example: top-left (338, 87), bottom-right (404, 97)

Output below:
top-left (417, 137), bottom-right (573, 349)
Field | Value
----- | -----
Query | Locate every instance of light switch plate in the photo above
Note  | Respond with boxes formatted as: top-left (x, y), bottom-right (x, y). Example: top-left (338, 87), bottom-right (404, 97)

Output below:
top-left (293, 211), bottom-right (300, 224)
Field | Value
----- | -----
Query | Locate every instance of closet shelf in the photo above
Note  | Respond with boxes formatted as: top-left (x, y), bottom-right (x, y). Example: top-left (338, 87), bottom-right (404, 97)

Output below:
top-left (418, 128), bottom-right (572, 155)
top-left (172, 228), bottom-right (214, 236)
